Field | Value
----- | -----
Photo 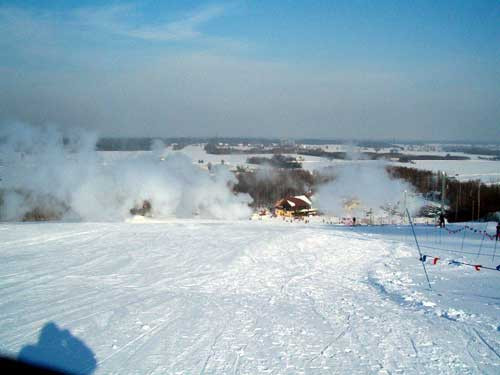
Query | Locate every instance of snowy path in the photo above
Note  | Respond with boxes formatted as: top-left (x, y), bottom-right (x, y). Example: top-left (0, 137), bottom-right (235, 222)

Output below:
top-left (0, 221), bottom-right (499, 374)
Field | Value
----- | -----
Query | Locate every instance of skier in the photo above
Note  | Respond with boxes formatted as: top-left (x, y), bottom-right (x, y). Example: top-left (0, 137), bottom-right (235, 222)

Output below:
top-left (438, 212), bottom-right (445, 228)
top-left (352, 217), bottom-right (356, 226)
top-left (496, 222), bottom-right (500, 241)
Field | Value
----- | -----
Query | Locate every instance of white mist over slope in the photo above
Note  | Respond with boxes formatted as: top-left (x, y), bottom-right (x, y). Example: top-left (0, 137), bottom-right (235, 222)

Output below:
top-left (316, 161), bottom-right (423, 217)
top-left (0, 123), bottom-right (252, 221)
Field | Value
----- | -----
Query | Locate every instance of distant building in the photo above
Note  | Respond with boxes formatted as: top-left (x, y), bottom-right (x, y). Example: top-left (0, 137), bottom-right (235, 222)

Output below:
top-left (274, 195), bottom-right (317, 217)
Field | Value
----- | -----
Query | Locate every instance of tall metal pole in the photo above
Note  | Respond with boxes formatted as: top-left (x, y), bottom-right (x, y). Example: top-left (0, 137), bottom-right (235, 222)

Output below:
top-left (477, 180), bottom-right (480, 221)
top-left (477, 222), bottom-right (488, 259)
top-left (493, 235), bottom-right (498, 262)
top-left (406, 209), bottom-right (432, 290)
top-left (455, 174), bottom-right (460, 221)
top-left (403, 190), bottom-right (407, 224)
top-left (461, 222), bottom-right (467, 250)
top-left (441, 171), bottom-right (446, 215)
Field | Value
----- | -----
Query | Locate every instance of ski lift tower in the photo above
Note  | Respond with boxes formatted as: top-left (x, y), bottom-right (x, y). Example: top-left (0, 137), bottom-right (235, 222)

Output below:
top-left (440, 171), bottom-right (446, 215)
top-left (403, 190), bottom-right (407, 223)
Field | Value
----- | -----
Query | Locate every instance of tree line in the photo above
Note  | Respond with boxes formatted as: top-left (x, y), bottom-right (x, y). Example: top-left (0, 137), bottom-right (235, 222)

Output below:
top-left (387, 166), bottom-right (500, 222)
top-left (233, 169), bottom-right (332, 208)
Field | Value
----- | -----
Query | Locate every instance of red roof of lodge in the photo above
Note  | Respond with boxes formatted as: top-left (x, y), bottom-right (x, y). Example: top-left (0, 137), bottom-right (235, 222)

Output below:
top-left (275, 196), bottom-right (311, 211)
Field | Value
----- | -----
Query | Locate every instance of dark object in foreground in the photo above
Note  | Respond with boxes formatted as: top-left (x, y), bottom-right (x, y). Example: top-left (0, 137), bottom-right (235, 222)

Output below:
top-left (0, 356), bottom-right (66, 374)
top-left (15, 322), bottom-right (97, 374)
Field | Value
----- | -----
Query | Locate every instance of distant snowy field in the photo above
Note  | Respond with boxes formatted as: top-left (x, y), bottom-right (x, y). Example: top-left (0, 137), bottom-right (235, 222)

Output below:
top-left (102, 145), bottom-right (500, 184)
top-left (1, 220), bottom-right (499, 374)
top-left (2, 144), bottom-right (500, 185)
top-left (391, 159), bottom-right (500, 185)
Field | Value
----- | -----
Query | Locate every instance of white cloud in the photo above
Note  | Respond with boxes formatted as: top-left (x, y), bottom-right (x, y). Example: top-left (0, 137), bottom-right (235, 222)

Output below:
top-left (129, 5), bottom-right (225, 41)
top-left (74, 3), bottom-right (226, 41)
top-left (0, 3), bottom-right (229, 49)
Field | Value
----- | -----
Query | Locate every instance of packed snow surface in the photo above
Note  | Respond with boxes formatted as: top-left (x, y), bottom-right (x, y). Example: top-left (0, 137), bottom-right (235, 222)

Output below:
top-left (0, 220), bottom-right (499, 374)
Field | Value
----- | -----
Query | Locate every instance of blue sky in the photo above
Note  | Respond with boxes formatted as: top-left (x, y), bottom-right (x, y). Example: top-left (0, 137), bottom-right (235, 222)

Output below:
top-left (0, 0), bottom-right (499, 140)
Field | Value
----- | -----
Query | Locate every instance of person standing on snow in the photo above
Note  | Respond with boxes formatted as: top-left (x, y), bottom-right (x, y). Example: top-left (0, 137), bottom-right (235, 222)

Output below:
top-left (438, 212), bottom-right (445, 228)
top-left (496, 222), bottom-right (500, 241)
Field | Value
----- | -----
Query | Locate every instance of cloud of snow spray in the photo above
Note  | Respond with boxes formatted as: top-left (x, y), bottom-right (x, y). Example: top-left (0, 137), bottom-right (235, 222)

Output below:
top-left (0, 123), bottom-right (252, 221)
top-left (315, 147), bottom-right (423, 220)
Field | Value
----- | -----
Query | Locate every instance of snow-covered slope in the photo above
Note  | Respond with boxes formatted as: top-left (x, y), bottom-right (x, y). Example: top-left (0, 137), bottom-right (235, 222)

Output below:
top-left (0, 220), bottom-right (499, 374)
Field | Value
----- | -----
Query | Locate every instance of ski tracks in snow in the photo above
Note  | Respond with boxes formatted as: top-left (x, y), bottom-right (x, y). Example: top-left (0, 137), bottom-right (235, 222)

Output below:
top-left (0, 221), bottom-right (499, 374)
